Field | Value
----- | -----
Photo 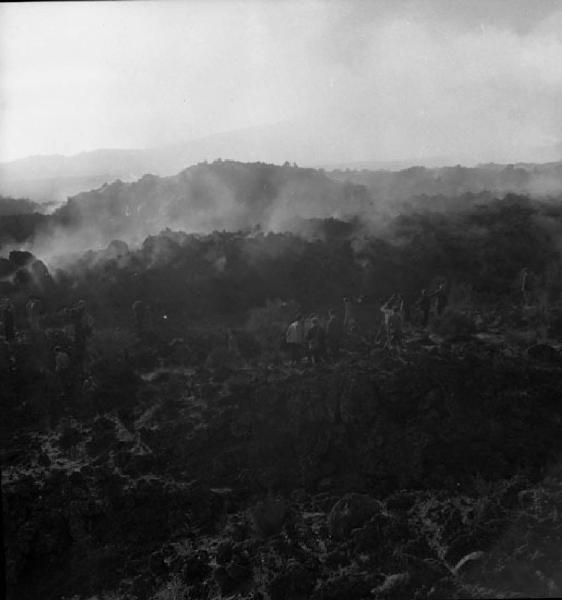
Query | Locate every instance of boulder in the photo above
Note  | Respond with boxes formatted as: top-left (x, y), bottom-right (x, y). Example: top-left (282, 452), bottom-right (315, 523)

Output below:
top-left (327, 493), bottom-right (384, 540)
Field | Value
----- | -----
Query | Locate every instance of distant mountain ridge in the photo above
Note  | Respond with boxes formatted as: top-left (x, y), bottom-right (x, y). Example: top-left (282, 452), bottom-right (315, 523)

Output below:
top-left (328, 161), bottom-right (562, 202)
top-left (1, 122), bottom-right (560, 204)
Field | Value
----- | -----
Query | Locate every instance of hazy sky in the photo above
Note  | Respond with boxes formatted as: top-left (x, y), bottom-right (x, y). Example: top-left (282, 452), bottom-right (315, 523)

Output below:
top-left (1, 0), bottom-right (562, 164)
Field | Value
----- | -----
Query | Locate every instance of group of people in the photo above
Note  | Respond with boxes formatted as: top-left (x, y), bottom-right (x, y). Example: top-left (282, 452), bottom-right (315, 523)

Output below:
top-left (285, 308), bottom-right (343, 366)
top-left (416, 283), bottom-right (449, 327)
top-left (1, 282), bottom-right (452, 377)
top-left (0, 296), bottom-right (95, 385)
top-left (285, 283), bottom-right (450, 364)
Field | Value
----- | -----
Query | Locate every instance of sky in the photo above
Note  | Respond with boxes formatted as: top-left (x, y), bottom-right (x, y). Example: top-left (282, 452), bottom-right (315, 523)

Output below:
top-left (1, 0), bottom-right (562, 165)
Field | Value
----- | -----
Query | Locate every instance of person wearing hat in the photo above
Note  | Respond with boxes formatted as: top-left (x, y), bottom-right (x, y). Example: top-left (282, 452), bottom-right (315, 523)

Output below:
top-left (285, 314), bottom-right (305, 365)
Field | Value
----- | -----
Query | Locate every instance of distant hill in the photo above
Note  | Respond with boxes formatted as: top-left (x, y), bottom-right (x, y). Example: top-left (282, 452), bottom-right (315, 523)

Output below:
top-left (0, 122), bottom-right (321, 204)
top-left (3, 158), bottom-right (562, 260)
top-left (327, 161), bottom-right (562, 205)
top-left (0, 174), bottom-right (138, 206)
top-left (1, 121), bottom-right (560, 205)
top-left (41, 160), bottom-right (371, 252)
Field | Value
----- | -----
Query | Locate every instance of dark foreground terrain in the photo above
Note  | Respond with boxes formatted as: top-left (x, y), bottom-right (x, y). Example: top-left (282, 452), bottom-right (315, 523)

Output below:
top-left (3, 165), bottom-right (562, 599)
top-left (4, 313), bottom-right (562, 600)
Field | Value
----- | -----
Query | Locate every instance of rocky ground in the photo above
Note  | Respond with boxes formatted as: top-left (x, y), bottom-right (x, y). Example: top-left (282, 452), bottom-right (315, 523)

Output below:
top-left (4, 317), bottom-right (562, 599)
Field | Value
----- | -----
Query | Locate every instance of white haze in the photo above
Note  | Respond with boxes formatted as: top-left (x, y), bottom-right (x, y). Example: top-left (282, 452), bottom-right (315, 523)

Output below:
top-left (1, 0), bottom-right (562, 167)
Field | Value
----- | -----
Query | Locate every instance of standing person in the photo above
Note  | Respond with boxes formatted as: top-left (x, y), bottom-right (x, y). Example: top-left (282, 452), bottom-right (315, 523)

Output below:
top-left (226, 328), bottom-right (245, 369)
top-left (326, 308), bottom-right (343, 359)
top-left (417, 289), bottom-right (431, 328)
top-left (2, 301), bottom-right (15, 343)
top-left (26, 297), bottom-right (42, 332)
top-left (55, 346), bottom-right (71, 373)
top-left (306, 317), bottom-right (326, 364)
top-left (434, 283), bottom-right (448, 316)
top-left (395, 294), bottom-right (405, 321)
top-left (343, 297), bottom-right (356, 333)
top-left (285, 315), bottom-right (305, 366)
top-left (520, 267), bottom-right (530, 307)
top-left (380, 294), bottom-right (404, 351)
top-left (389, 303), bottom-right (404, 350)
top-left (380, 295), bottom-right (396, 342)
top-left (54, 345), bottom-right (71, 396)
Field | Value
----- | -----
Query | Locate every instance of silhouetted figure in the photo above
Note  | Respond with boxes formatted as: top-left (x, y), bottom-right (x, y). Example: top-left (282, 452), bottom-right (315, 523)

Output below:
top-left (26, 297), bottom-right (43, 332)
top-left (55, 346), bottom-right (71, 373)
top-left (54, 345), bottom-right (71, 395)
top-left (433, 283), bottom-right (448, 316)
top-left (306, 317), bottom-right (326, 364)
top-left (286, 315), bottom-right (305, 365)
top-left (227, 328), bottom-right (239, 354)
top-left (418, 289), bottom-right (431, 327)
top-left (395, 294), bottom-right (405, 320)
top-left (380, 294), bottom-right (404, 351)
top-left (520, 267), bottom-right (530, 307)
top-left (2, 302), bottom-right (15, 343)
top-left (326, 308), bottom-right (343, 358)
top-left (343, 297), bottom-right (356, 333)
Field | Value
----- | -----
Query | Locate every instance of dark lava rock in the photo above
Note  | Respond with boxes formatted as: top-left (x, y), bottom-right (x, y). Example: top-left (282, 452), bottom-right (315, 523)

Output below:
top-left (69, 470), bottom-right (86, 487)
top-left (37, 451), bottom-right (51, 467)
top-left (216, 539), bottom-right (233, 565)
top-left (312, 572), bottom-right (375, 600)
top-left (148, 550), bottom-right (168, 577)
top-left (225, 558), bottom-right (250, 582)
top-left (214, 561), bottom-right (250, 595)
top-left (181, 549), bottom-right (211, 581)
top-left (9, 250), bottom-right (34, 267)
top-left (372, 572), bottom-right (412, 599)
top-left (427, 576), bottom-right (458, 599)
top-left (249, 497), bottom-right (287, 538)
top-left (267, 558), bottom-right (316, 600)
top-left (527, 344), bottom-right (560, 363)
top-left (385, 490), bottom-right (420, 513)
top-left (324, 549), bottom-right (348, 568)
top-left (351, 511), bottom-right (408, 554)
top-left (214, 565), bottom-right (233, 594)
top-left (327, 493), bottom-right (384, 540)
